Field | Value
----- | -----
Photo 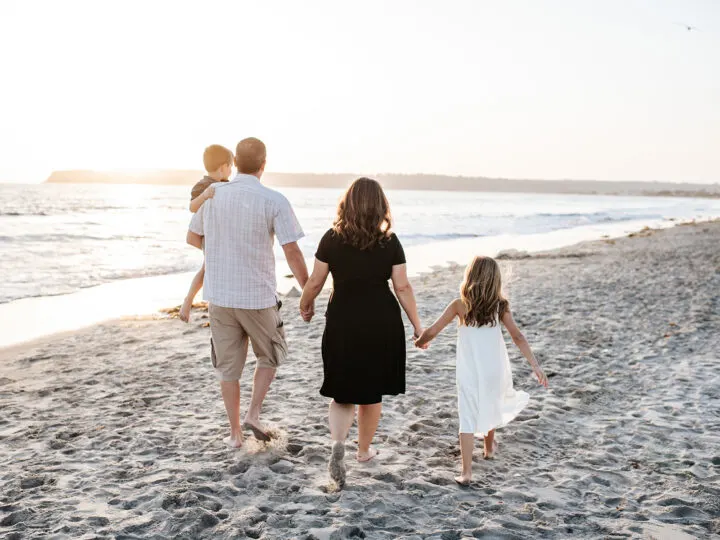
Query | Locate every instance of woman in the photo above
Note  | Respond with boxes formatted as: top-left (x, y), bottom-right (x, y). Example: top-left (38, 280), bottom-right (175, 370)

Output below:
top-left (300, 178), bottom-right (423, 488)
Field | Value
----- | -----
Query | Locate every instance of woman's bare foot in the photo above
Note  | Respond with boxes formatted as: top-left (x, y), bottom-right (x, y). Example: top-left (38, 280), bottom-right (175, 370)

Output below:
top-left (179, 298), bottom-right (192, 323)
top-left (356, 447), bottom-right (378, 463)
top-left (328, 441), bottom-right (346, 488)
top-left (483, 439), bottom-right (498, 459)
top-left (454, 474), bottom-right (471, 486)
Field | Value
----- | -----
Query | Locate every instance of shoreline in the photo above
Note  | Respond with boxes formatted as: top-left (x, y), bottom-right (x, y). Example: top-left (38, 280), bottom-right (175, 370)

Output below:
top-left (1, 220), bottom-right (718, 538)
top-left (1, 216), bottom-right (717, 352)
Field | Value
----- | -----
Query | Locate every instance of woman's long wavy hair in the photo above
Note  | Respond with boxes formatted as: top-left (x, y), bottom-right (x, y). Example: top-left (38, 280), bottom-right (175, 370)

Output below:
top-left (333, 177), bottom-right (392, 250)
top-left (460, 256), bottom-right (509, 327)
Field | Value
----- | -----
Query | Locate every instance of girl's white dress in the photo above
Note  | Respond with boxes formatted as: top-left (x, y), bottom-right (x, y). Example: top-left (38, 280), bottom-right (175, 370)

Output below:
top-left (456, 321), bottom-right (529, 435)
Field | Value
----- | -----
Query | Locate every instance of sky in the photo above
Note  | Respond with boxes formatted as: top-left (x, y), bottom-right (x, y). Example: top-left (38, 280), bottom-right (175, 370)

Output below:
top-left (0, 0), bottom-right (718, 184)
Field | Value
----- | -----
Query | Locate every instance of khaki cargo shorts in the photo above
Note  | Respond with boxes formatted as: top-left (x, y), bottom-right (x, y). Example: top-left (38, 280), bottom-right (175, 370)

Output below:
top-left (209, 303), bottom-right (288, 381)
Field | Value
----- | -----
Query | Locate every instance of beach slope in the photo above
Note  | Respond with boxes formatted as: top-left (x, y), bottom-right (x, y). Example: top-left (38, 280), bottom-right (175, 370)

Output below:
top-left (1, 222), bottom-right (718, 539)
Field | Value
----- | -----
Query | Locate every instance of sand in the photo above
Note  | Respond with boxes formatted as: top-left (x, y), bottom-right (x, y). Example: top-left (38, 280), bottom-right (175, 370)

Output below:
top-left (1, 221), bottom-right (719, 539)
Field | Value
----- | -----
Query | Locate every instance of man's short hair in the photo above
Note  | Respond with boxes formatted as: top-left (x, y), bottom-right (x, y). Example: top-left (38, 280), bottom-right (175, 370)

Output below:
top-left (203, 145), bottom-right (234, 173)
top-left (235, 138), bottom-right (267, 174)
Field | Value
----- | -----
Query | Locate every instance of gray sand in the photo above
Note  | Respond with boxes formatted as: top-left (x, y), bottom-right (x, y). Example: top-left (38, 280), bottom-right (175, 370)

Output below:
top-left (1, 222), bottom-right (718, 539)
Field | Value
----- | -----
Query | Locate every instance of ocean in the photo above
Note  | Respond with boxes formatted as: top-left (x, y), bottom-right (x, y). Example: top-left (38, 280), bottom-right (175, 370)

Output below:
top-left (1, 182), bottom-right (719, 348)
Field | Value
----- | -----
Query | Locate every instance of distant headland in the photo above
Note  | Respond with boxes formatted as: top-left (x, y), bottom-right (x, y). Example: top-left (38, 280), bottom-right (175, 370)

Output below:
top-left (45, 170), bottom-right (720, 198)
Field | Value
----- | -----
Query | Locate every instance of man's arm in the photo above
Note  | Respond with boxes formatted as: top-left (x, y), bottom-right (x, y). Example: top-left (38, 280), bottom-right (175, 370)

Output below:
top-left (282, 242), bottom-right (309, 288)
top-left (187, 230), bottom-right (203, 250)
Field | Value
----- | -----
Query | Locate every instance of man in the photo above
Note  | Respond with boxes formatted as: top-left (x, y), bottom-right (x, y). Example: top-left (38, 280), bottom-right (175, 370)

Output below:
top-left (187, 137), bottom-right (309, 448)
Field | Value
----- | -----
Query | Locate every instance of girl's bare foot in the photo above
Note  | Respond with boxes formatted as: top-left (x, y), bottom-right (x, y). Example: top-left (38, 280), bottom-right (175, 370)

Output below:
top-left (328, 441), bottom-right (346, 488)
top-left (454, 474), bottom-right (471, 486)
top-left (179, 298), bottom-right (192, 323)
top-left (483, 439), bottom-right (498, 459)
top-left (356, 447), bottom-right (378, 463)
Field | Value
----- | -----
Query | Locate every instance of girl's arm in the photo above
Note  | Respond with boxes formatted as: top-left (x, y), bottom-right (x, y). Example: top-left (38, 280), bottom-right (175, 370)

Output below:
top-left (299, 258), bottom-right (330, 322)
top-left (189, 185), bottom-right (215, 213)
top-left (501, 309), bottom-right (548, 387)
top-left (414, 299), bottom-right (463, 349)
top-left (391, 264), bottom-right (423, 337)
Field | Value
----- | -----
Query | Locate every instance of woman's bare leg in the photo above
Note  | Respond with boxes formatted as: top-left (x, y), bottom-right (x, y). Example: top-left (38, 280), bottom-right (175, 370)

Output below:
top-left (455, 433), bottom-right (474, 485)
top-left (329, 400), bottom-right (355, 442)
top-left (328, 400), bottom-right (355, 487)
top-left (357, 403), bottom-right (382, 461)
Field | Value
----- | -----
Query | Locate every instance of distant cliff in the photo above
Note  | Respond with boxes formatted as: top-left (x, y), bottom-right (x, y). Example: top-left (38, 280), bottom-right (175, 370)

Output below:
top-left (45, 170), bottom-right (720, 198)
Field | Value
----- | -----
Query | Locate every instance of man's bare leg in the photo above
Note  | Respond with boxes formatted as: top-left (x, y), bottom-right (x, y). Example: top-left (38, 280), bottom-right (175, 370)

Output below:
top-left (243, 366), bottom-right (275, 440)
top-left (220, 380), bottom-right (243, 448)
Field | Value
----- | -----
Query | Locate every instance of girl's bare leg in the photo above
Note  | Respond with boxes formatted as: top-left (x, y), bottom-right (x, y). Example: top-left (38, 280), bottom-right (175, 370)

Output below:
top-left (455, 433), bottom-right (474, 485)
top-left (357, 403), bottom-right (382, 462)
top-left (484, 429), bottom-right (497, 459)
top-left (328, 401), bottom-right (355, 487)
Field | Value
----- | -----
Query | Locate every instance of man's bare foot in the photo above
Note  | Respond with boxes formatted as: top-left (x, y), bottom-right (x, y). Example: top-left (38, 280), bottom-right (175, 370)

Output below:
top-left (454, 474), bottom-right (471, 486)
top-left (483, 440), bottom-right (498, 459)
top-left (328, 441), bottom-right (346, 488)
top-left (356, 447), bottom-right (378, 463)
top-left (242, 419), bottom-right (271, 442)
top-left (224, 433), bottom-right (244, 448)
top-left (179, 298), bottom-right (192, 323)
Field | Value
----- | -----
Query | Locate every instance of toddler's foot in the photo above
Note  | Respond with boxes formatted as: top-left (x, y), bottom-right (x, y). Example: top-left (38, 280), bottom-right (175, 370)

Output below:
top-left (483, 440), bottom-right (498, 459)
top-left (357, 447), bottom-right (378, 463)
top-left (328, 441), bottom-right (346, 488)
top-left (454, 474), bottom-right (471, 486)
top-left (179, 298), bottom-right (192, 323)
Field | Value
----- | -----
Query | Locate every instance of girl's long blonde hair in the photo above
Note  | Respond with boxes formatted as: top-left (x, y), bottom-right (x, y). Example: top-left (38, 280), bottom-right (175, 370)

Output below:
top-left (460, 256), bottom-right (509, 327)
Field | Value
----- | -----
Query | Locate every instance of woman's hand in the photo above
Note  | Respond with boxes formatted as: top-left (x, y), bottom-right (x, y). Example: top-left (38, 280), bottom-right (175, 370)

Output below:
top-left (414, 328), bottom-right (430, 350)
top-left (300, 301), bottom-right (314, 322)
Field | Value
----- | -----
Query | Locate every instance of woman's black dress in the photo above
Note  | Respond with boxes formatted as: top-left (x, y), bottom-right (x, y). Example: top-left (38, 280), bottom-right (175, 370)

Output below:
top-left (316, 229), bottom-right (407, 405)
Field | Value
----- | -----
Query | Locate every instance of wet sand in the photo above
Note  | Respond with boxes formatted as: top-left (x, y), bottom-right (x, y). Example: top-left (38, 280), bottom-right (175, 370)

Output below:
top-left (1, 221), bottom-right (719, 539)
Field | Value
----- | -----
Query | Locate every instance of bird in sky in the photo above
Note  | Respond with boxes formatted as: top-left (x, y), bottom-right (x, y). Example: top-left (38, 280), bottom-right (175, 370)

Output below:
top-left (675, 23), bottom-right (700, 32)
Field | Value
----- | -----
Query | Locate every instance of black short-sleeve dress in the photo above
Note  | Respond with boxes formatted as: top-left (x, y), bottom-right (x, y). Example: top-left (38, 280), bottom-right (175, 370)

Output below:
top-left (315, 229), bottom-right (407, 405)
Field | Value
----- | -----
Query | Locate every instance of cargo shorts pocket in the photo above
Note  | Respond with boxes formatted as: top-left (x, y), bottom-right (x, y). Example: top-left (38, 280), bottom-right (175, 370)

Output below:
top-left (271, 310), bottom-right (288, 366)
top-left (210, 338), bottom-right (218, 368)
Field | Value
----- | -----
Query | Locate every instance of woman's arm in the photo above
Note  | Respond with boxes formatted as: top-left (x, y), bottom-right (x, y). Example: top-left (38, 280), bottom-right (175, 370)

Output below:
top-left (501, 310), bottom-right (548, 387)
top-left (189, 186), bottom-right (215, 213)
top-left (391, 264), bottom-right (423, 337)
top-left (299, 258), bottom-right (330, 322)
top-left (414, 299), bottom-right (462, 349)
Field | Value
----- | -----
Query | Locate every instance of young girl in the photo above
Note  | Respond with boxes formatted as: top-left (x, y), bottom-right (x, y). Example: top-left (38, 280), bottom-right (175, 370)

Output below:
top-left (415, 255), bottom-right (548, 485)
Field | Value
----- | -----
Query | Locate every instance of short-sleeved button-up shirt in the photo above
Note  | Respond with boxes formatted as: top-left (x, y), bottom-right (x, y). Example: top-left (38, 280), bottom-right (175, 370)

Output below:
top-left (189, 173), bottom-right (305, 309)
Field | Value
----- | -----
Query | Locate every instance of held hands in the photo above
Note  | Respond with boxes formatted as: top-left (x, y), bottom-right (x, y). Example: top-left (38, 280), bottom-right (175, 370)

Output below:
top-left (299, 301), bottom-right (315, 322)
top-left (413, 327), bottom-right (430, 350)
